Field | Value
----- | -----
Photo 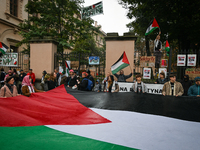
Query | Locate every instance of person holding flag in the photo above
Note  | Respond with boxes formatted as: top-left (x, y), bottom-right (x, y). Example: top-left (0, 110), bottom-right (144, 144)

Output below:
top-left (111, 51), bottom-right (133, 82)
top-left (154, 33), bottom-right (162, 68)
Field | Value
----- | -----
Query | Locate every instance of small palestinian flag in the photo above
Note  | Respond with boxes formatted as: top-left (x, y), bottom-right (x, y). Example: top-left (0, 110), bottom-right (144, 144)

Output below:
top-left (145, 18), bottom-right (159, 36)
top-left (165, 40), bottom-right (170, 51)
top-left (0, 42), bottom-right (8, 55)
top-left (65, 60), bottom-right (70, 77)
top-left (111, 51), bottom-right (130, 75)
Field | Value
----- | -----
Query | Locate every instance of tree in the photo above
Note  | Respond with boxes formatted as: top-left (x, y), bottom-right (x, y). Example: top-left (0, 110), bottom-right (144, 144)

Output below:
top-left (18, 0), bottom-right (100, 67)
top-left (118, 0), bottom-right (200, 50)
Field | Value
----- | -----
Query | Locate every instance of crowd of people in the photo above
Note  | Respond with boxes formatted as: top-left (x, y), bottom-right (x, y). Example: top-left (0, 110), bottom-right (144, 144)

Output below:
top-left (0, 67), bottom-right (199, 98)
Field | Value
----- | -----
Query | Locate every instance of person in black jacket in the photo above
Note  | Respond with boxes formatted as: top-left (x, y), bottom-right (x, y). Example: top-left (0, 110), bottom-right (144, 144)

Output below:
top-left (18, 69), bottom-right (26, 94)
top-left (46, 72), bottom-right (57, 90)
top-left (78, 72), bottom-right (89, 91)
top-left (66, 70), bottom-right (78, 88)
top-left (114, 70), bottom-right (132, 82)
top-left (154, 34), bottom-right (162, 68)
top-left (86, 69), bottom-right (95, 89)
top-left (0, 68), bottom-right (6, 87)
top-left (181, 75), bottom-right (192, 96)
top-left (155, 72), bottom-right (168, 84)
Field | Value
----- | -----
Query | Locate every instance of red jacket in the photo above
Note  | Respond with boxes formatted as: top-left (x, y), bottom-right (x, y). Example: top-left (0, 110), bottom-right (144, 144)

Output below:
top-left (27, 72), bottom-right (36, 85)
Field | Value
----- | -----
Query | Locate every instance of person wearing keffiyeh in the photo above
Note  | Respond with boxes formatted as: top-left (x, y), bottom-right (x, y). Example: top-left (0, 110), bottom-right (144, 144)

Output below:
top-left (21, 75), bottom-right (43, 97)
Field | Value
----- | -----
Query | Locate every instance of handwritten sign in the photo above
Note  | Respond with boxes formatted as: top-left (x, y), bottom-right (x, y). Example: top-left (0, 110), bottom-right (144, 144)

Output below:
top-left (140, 56), bottom-right (155, 67)
top-left (185, 68), bottom-right (200, 80)
top-left (0, 53), bottom-right (18, 67)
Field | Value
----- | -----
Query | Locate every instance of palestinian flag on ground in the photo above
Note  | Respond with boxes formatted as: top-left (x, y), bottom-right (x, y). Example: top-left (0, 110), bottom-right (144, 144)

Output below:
top-left (0, 42), bottom-right (8, 55)
top-left (65, 60), bottom-right (70, 77)
top-left (145, 18), bottom-right (159, 36)
top-left (1, 85), bottom-right (200, 150)
top-left (111, 51), bottom-right (130, 75)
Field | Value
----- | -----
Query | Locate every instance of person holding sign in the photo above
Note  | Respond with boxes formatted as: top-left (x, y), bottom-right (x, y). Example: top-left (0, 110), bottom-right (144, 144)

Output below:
top-left (132, 74), bottom-right (147, 93)
top-left (162, 74), bottom-right (184, 96)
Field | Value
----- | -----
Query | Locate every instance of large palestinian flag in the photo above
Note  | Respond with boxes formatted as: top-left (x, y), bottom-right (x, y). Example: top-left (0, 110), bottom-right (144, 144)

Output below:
top-left (111, 51), bottom-right (130, 75)
top-left (1, 85), bottom-right (200, 150)
top-left (145, 18), bottom-right (159, 36)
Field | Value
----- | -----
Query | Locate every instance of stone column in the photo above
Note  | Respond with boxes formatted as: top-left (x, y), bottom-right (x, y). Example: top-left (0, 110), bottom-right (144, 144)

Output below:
top-left (105, 33), bottom-right (137, 82)
top-left (30, 37), bottom-right (58, 79)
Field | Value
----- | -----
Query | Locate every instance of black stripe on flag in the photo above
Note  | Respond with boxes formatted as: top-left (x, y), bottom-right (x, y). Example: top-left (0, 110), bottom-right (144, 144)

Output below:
top-left (111, 52), bottom-right (124, 66)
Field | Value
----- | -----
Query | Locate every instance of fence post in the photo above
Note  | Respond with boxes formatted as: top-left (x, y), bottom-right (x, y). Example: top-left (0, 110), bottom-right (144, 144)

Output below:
top-left (168, 46), bottom-right (172, 78)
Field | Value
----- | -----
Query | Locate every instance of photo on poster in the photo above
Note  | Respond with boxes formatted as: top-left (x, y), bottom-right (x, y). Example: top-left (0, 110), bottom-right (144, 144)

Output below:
top-left (161, 59), bottom-right (168, 67)
top-left (159, 68), bottom-right (167, 78)
top-left (187, 54), bottom-right (196, 66)
top-left (143, 68), bottom-right (151, 79)
top-left (177, 54), bottom-right (186, 66)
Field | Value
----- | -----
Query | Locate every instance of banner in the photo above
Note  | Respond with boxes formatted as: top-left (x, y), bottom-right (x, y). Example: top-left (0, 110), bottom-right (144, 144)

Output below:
top-left (140, 56), bottom-right (155, 67)
top-left (187, 54), bottom-right (196, 66)
top-left (177, 54), bottom-right (186, 66)
top-left (143, 68), bottom-right (151, 79)
top-left (0, 53), bottom-right (18, 67)
top-left (118, 82), bottom-right (163, 94)
top-left (89, 56), bottom-right (100, 65)
top-left (81, 1), bottom-right (103, 19)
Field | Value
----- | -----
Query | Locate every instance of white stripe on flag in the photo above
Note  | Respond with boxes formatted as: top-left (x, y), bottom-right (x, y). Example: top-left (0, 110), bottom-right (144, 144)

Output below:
top-left (111, 59), bottom-right (124, 71)
top-left (47, 108), bottom-right (200, 150)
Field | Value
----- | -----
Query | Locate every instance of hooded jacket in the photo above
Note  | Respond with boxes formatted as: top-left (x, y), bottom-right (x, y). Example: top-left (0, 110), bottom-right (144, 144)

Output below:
top-left (188, 77), bottom-right (200, 96)
top-left (181, 75), bottom-right (192, 96)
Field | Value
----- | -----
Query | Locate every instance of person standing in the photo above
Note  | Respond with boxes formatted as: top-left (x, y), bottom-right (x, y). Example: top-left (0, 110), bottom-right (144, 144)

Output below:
top-left (12, 69), bottom-right (19, 86)
top-left (94, 79), bottom-right (102, 92)
top-left (4, 70), bottom-right (13, 81)
top-left (18, 69), bottom-right (26, 94)
top-left (0, 68), bottom-right (6, 87)
top-left (113, 70), bottom-right (133, 82)
top-left (46, 72), bottom-right (57, 90)
top-left (66, 70), bottom-right (78, 88)
top-left (132, 74), bottom-right (147, 93)
top-left (54, 68), bottom-right (60, 85)
top-left (155, 72), bottom-right (167, 84)
top-left (105, 75), bottom-right (119, 93)
top-left (0, 76), bottom-right (19, 98)
top-left (154, 34), bottom-right (162, 69)
top-left (188, 77), bottom-right (200, 97)
top-left (86, 69), bottom-right (95, 89)
top-left (27, 69), bottom-right (36, 85)
top-left (181, 75), bottom-right (192, 96)
top-left (162, 74), bottom-right (184, 96)
top-left (40, 70), bottom-right (47, 91)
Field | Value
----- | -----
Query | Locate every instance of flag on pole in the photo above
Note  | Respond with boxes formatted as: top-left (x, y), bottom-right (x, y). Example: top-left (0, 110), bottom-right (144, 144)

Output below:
top-left (165, 40), bottom-right (170, 56)
top-left (145, 18), bottom-right (159, 36)
top-left (65, 61), bottom-right (70, 77)
top-left (111, 51), bottom-right (130, 75)
top-left (0, 42), bottom-right (8, 55)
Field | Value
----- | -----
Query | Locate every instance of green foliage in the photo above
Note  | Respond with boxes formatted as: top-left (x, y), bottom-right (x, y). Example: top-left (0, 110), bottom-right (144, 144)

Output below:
top-left (18, 0), bottom-right (100, 55)
top-left (118, 0), bottom-right (200, 50)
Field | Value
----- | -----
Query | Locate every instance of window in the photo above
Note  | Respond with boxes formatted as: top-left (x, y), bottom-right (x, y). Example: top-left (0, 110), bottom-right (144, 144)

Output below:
top-left (10, 45), bottom-right (18, 53)
top-left (10, 0), bottom-right (18, 17)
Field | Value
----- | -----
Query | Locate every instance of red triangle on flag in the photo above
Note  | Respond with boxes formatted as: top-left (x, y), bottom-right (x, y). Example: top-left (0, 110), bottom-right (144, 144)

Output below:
top-left (165, 40), bottom-right (170, 47)
top-left (92, 5), bottom-right (95, 8)
top-left (0, 42), bottom-right (3, 48)
top-left (152, 18), bottom-right (159, 28)
top-left (122, 51), bottom-right (130, 64)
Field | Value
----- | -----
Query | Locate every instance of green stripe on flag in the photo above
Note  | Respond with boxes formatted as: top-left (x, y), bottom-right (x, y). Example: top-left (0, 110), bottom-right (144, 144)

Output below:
top-left (0, 48), bottom-right (6, 54)
top-left (145, 27), bottom-right (158, 36)
top-left (0, 126), bottom-right (138, 150)
top-left (112, 63), bottom-right (129, 75)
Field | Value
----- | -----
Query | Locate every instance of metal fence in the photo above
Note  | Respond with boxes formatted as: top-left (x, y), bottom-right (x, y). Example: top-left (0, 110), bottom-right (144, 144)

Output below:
top-left (133, 48), bottom-right (200, 82)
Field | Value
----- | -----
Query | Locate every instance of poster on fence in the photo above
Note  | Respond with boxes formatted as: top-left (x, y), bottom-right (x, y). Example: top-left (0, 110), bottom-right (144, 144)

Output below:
top-left (161, 59), bottom-right (168, 67)
top-left (185, 68), bottom-right (200, 80)
top-left (177, 54), bottom-right (186, 66)
top-left (89, 56), bottom-right (100, 65)
top-left (0, 53), bottom-right (18, 67)
top-left (143, 68), bottom-right (151, 79)
top-left (159, 68), bottom-right (167, 78)
top-left (187, 54), bottom-right (196, 66)
top-left (140, 56), bottom-right (155, 67)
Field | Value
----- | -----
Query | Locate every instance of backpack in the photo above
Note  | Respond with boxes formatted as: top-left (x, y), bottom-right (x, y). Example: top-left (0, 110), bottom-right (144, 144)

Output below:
top-left (82, 78), bottom-right (93, 91)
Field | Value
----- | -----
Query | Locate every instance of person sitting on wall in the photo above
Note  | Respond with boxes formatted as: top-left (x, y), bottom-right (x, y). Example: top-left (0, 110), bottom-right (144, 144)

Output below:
top-left (154, 34), bottom-right (162, 69)
top-left (66, 69), bottom-right (78, 88)
top-left (77, 72), bottom-right (93, 91)
top-left (22, 75), bottom-right (43, 97)
top-left (155, 72), bottom-right (168, 84)
top-left (104, 75), bottom-right (119, 93)
top-left (181, 75), bottom-right (192, 96)
top-left (188, 77), bottom-right (200, 97)
top-left (113, 70), bottom-right (133, 82)
top-left (162, 74), bottom-right (184, 96)
top-left (0, 76), bottom-right (20, 98)
top-left (132, 74), bottom-right (147, 94)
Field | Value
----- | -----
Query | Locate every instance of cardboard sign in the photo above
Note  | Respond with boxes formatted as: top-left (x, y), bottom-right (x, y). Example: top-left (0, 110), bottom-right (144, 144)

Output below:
top-left (185, 68), bottom-right (200, 80)
top-left (140, 56), bottom-right (155, 67)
